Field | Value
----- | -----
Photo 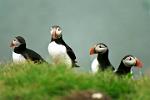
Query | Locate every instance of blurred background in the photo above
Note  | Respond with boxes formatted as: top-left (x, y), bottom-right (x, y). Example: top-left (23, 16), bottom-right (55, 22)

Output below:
top-left (0, 0), bottom-right (150, 73)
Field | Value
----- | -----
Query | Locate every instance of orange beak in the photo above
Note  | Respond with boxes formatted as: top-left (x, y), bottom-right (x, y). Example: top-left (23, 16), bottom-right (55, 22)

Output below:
top-left (52, 31), bottom-right (57, 39)
top-left (10, 42), bottom-right (14, 48)
top-left (135, 58), bottom-right (143, 68)
top-left (51, 28), bottom-right (58, 39)
top-left (90, 48), bottom-right (95, 55)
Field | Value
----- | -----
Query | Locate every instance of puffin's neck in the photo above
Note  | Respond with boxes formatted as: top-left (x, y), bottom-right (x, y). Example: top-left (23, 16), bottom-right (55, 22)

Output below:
top-left (14, 44), bottom-right (26, 54)
top-left (51, 37), bottom-right (67, 46)
top-left (97, 51), bottom-right (111, 69)
top-left (117, 62), bottom-right (132, 75)
top-left (51, 37), bottom-right (65, 44)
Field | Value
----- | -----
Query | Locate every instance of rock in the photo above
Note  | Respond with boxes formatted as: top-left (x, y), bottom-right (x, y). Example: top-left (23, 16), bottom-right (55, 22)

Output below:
top-left (60, 90), bottom-right (111, 100)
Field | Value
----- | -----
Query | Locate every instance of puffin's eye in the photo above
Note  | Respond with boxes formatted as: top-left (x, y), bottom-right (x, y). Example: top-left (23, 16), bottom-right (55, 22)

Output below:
top-left (57, 28), bottom-right (60, 31)
top-left (99, 44), bottom-right (105, 48)
top-left (127, 57), bottom-right (132, 61)
top-left (99, 45), bottom-right (102, 48)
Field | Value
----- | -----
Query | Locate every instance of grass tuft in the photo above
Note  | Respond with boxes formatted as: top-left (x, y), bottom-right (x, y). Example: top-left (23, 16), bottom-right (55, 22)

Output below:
top-left (0, 63), bottom-right (150, 100)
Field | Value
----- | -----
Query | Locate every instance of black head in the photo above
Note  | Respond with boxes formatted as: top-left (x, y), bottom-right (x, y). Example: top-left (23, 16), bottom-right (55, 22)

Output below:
top-left (50, 25), bottom-right (62, 39)
top-left (10, 36), bottom-right (26, 49)
top-left (90, 43), bottom-right (108, 55)
top-left (121, 55), bottom-right (143, 68)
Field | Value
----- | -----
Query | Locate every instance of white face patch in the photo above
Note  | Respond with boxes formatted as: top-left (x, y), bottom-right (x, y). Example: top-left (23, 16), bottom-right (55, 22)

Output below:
top-left (50, 27), bottom-right (62, 38)
top-left (123, 56), bottom-right (136, 67)
top-left (56, 27), bottom-right (62, 36)
top-left (95, 44), bottom-right (107, 54)
top-left (12, 38), bottom-right (21, 47)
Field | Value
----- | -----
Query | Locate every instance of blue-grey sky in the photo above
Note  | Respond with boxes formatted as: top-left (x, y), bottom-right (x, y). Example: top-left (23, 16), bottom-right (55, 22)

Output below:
top-left (0, 0), bottom-right (150, 72)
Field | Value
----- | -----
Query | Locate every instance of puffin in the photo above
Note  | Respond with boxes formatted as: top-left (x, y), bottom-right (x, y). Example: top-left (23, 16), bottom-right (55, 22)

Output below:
top-left (48, 25), bottom-right (79, 68)
top-left (90, 43), bottom-right (114, 73)
top-left (115, 55), bottom-right (143, 75)
top-left (10, 36), bottom-right (45, 63)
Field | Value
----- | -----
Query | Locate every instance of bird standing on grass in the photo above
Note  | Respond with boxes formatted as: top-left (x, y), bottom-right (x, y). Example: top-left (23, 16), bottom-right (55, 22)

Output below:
top-left (115, 55), bottom-right (143, 76)
top-left (48, 25), bottom-right (79, 68)
top-left (10, 36), bottom-right (45, 63)
top-left (90, 43), bottom-right (114, 73)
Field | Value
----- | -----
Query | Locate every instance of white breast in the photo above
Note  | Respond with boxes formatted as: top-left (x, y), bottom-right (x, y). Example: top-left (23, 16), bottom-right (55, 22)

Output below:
top-left (12, 51), bottom-right (26, 63)
top-left (48, 41), bottom-right (72, 67)
top-left (91, 58), bottom-right (100, 73)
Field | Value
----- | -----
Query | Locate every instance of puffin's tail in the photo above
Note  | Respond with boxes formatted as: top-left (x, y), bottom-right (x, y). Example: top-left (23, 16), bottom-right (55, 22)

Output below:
top-left (111, 66), bottom-right (115, 71)
top-left (72, 61), bottom-right (80, 67)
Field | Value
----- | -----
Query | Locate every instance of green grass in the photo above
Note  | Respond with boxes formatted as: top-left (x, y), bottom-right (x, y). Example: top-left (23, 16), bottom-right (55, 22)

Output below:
top-left (0, 63), bottom-right (149, 100)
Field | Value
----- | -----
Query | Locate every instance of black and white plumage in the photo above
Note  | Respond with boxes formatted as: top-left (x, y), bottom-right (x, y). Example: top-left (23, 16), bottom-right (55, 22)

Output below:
top-left (90, 43), bottom-right (114, 73)
top-left (115, 55), bottom-right (143, 75)
top-left (10, 36), bottom-right (45, 63)
top-left (48, 25), bottom-right (79, 68)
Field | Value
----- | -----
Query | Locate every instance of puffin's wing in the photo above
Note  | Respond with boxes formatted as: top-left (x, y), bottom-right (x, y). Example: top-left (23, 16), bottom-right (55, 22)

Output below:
top-left (22, 49), bottom-right (45, 63)
top-left (65, 45), bottom-right (76, 61)
top-left (66, 46), bottom-right (80, 67)
top-left (59, 38), bottom-right (76, 61)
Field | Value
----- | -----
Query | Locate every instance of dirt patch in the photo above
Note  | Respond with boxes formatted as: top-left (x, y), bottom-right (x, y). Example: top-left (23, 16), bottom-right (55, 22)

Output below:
top-left (60, 90), bottom-right (111, 100)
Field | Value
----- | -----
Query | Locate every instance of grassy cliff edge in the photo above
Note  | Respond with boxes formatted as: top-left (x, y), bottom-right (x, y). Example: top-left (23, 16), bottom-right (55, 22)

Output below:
top-left (0, 63), bottom-right (149, 100)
